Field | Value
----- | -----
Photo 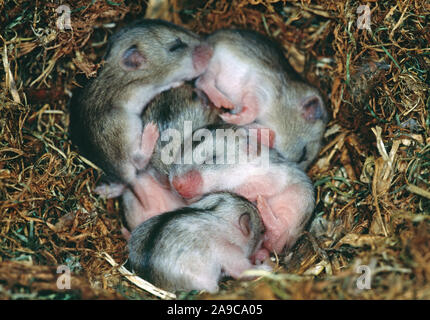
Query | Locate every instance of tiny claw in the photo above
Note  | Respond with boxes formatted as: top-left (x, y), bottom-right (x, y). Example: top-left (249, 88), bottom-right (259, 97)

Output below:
top-left (130, 180), bottom-right (149, 210)
top-left (94, 182), bottom-right (126, 198)
top-left (252, 248), bottom-right (271, 264)
top-left (219, 106), bottom-right (257, 125)
top-left (220, 111), bottom-right (240, 123)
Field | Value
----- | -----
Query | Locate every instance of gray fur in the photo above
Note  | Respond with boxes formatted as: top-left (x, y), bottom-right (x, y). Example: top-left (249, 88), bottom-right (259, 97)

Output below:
top-left (128, 192), bottom-right (266, 293)
top-left (169, 122), bottom-right (314, 192)
top-left (141, 83), bottom-right (221, 177)
top-left (70, 19), bottom-right (206, 185)
top-left (200, 29), bottom-right (328, 169)
top-left (167, 123), bottom-right (315, 253)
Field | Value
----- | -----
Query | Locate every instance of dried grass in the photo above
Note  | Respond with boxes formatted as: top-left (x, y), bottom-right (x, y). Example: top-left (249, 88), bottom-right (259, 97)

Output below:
top-left (0, 0), bottom-right (429, 299)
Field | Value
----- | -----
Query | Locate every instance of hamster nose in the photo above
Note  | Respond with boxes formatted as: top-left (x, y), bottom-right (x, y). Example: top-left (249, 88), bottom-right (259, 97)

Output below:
top-left (171, 170), bottom-right (203, 199)
top-left (192, 43), bottom-right (213, 73)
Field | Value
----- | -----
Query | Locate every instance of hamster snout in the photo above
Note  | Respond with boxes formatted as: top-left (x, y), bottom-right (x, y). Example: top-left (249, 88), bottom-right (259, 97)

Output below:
top-left (192, 43), bottom-right (213, 74)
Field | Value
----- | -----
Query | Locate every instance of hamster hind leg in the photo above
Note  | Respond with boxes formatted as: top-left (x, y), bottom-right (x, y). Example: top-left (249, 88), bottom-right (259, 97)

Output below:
top-left (257, 184), bottom-right (313, 254)
top-left (220, 245), bottom-right (271, 280)
top-left (124, 174), bottom-right (185, 231)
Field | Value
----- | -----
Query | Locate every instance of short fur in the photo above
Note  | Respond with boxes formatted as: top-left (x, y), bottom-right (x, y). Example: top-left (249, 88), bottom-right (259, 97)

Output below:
top-left (142, 83), bottom-right (221, 177)
top-left (128, 192), bottom-right (268, 293)
top-left (121, 83), bottom-right (220, 230)
top-left (196, 29), bottom-right (328, 169)
top-left (168, 123), bottom-right (315, 253)
top-left (69, 19), bottom-right (211, 194)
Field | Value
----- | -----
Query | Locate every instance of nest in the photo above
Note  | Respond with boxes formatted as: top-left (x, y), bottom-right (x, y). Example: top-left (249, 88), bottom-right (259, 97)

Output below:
top-left (0, 0), bottom-right (429, 299)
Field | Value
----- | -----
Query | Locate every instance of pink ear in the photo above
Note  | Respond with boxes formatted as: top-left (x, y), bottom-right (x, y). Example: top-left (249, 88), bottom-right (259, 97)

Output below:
top-left (301, 96), bottom-right (325, 122)
top-left (239, 213), bottom-right (251, 237)
top-left (121, 46), bottom-right (145, 71)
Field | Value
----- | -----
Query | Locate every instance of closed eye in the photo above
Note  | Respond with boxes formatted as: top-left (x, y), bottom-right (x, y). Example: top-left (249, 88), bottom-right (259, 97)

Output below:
top-left (298, 145), bottom-right (307, 163)
top-left (169, 38), bottom-right (188, 52)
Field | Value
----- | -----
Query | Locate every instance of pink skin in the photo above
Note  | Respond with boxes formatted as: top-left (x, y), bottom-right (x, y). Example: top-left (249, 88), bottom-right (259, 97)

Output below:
top-left (221, 246), bottom-right (265, 279)
top-left (239, 183), bottom-right (311, 254)
top-left (139, 123), bottom-right (160, 162)
top-left (256, 184), bottom-right (310, 253)
top-left (196, 67), bottom-right (261, 126)
top-left (129, 181), bottom-right (150, 212)
top-left (172, 171), bottom-right (282, 203)
top-left (171, 170), bottom-right (311, 254)
top-left (130, 122), bottom-right (160, 209)
top-left (234, 175), bottom-right (282, 202)
top-left (192, 44), bottom-right (214, 75)
top-left (125, 173), bottom-right (186, 231)
top-left (218, 93), bottom-right (261, 126)
top-left (169, 128), bottom-right (275, 200)
top-left (219, 219), bottom-right (272, 279)
top-left (196, 72), bottom-right (235, 110)
top-left (251, 248), bottom-right (271, 264)
top-left (171, 170), bottom-right (203, 200)
top-left (94, 182), bottom-right (126, 199)
top-left (94, 122), bottom-right (160, 208)
top-left (121, 227), bottom-right (132, 241)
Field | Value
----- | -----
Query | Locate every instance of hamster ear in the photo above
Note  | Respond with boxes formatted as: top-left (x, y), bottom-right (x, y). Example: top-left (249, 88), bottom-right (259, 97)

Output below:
top-left (239, 213), bottom-right (251, 237)
top-left (301, 96), bottom-right (326, 122)
top-left (120, 45), bottom-right (146, 71)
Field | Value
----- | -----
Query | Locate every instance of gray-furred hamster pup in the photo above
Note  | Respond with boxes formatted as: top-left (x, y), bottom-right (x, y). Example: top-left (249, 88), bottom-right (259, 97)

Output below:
top-left (168, 123), bottom-right (315, 254)
top-left (128, 192), bottom-right (270, 293)
top-left (70, 19), bottom-right (213, 207)
top-left (122, 83), bottom-right (221, 230)
top-left (196, 29), bottom-right (328, 169)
